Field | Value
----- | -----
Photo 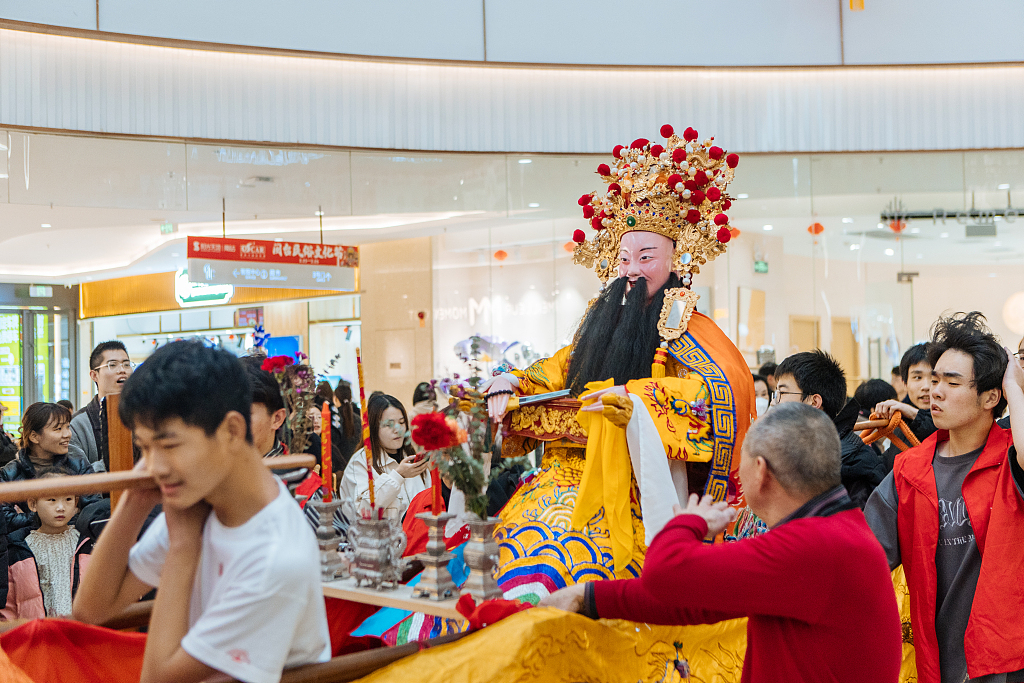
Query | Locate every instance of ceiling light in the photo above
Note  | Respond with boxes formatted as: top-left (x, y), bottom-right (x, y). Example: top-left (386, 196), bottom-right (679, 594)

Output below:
top-left (849, 244), bottom-right (860, 251)
top-left (940, 232), bottom-right (949, 238)
top-left (999, 184), bottom-right (1011, 190)
top-left (884, 248), bottom-right (894, 256)
top-left (170, 252), bottom-right (179, 257)
top-left (909, 227), bottom-right (920, 233)
top-left (528, 203), bottom-right (540, 208)
top-left (842, 217), bottom-right (854, 224)
top-left (518, 159), bottom-right (532, 164)
top-left (762, 225), bottom-right (773, 231)
top-left (314, 210), bottom-right (324, 216)
top-left (877, 223), bottom-right (885, 230)
top-left (41, 224), bottom-right (51, 228)
top-left (736, 193), bottom-right (749, 199)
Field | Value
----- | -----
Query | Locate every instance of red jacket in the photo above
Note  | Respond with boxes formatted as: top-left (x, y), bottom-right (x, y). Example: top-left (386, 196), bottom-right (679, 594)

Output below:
top-left (894, 423), bottom-right (1024, 681)
top-left (593, 509), bottom-right (901, 683)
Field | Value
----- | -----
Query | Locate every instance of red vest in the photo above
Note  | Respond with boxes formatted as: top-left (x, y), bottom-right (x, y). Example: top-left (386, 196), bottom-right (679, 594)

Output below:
top-left (894, 423), bottom-right (1024, 682)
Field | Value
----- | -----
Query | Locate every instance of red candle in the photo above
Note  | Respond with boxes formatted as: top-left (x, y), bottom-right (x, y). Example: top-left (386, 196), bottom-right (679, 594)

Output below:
top-left (431, 463), bottom-right (442, 514)
top-left (320, 401), bottom-right (332, 502)
top-left (356, 349), bottom-right (375, 509)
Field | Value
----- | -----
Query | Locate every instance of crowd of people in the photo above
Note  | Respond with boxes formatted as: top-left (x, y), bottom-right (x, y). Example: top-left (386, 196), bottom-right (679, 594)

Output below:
top-left (0, 308), bottom-right (1021, 682)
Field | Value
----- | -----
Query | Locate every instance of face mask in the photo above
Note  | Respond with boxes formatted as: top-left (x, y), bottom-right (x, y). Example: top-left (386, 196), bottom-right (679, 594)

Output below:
top-left (755, 397), bottom-right (770, 417)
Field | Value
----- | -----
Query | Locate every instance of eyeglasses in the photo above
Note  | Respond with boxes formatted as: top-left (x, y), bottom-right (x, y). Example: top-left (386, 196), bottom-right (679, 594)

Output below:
top-left (92, 360), bottom-right (135, 372)
top-left (771, 389), bottom-right (804, 404)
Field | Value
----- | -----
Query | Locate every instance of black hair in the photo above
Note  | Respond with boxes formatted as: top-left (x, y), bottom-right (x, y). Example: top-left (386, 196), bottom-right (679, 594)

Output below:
top-left (854, 379), bottom-right (897, 415)
top-left (366, 393), bottom-right (415, 474)
top-left (20, 402), bottom-right (72, 451)
top-left (335, 381), bottom-right (357, 438)
top-left (758, 362), bottom-right (778, 378)
top-left (239, 356), bottom-right (286, 415)
top-left (413, 382), bottom-right (435, 405)
top-left (746, 402), bottom-right (842, 497)
top-left (89, 340), bottom-right (128, 371)
top-left (751, 373), bottom-right (769, 388)
top-left (315, 381), bottom-right (334, 404)
top-left (776, 350), bottom-right (847, 419)
top-left (927, 312), bottom-right (1008, 416)
top-left (56, 400), bottom-right (74, 412)
top-left (566, 273), bottom-right (681, 397)
top-left (119, 340), bottom-right (253, 443)
top-left (891, 366), bottom-right (901, 377)
top-left (899, 343), bottom-right (931, 383)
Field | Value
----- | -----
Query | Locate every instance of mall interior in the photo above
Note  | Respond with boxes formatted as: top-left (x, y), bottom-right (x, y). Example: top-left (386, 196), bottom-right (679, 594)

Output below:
top-left (0, 2), bottom-right (1023, 681)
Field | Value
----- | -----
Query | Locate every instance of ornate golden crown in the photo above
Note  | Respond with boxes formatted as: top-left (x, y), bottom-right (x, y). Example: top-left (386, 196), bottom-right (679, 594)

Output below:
top-left (571, 125), bottom-right (740, 288)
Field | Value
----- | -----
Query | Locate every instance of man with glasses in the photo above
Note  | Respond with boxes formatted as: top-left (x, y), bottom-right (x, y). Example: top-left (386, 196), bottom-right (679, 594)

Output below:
top-left (772, 350), bottom-right (885, 508)
top-left (69, 341), bottom-right (134, 469)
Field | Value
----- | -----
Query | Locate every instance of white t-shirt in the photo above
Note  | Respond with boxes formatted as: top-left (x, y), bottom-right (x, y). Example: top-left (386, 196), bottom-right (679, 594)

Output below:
top-left (128, 480), bottom-right (331, 683)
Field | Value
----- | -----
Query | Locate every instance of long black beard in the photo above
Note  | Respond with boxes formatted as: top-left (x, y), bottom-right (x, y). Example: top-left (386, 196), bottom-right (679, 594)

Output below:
top-left (566, 273), bottom-right (681, 397)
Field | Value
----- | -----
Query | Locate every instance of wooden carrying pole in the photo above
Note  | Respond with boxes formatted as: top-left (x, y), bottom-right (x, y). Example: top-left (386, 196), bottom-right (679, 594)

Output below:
top-left (106, 394), bottom-right (136, 508)
top-left (0, 454), bottom-right (316, 504)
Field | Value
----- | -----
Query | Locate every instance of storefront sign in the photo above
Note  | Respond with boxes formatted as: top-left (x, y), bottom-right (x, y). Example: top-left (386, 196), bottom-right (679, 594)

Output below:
top-left (187, 236), bottom-right (357, 291)
top-left (0, 314), bottom-right (21, 431)
top-left (174, 268), bottom-right (235, 308)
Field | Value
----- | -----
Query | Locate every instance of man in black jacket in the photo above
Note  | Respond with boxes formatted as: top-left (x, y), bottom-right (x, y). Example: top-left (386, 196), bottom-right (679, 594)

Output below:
top-left (873, 343), bottom-right (937, 472)
top-left (774, 350), bottom-right (885, 508)
top-left (69, 341), bottom-right (134, 469)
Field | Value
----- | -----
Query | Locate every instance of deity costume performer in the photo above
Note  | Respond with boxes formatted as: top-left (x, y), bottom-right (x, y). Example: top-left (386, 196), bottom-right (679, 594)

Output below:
top-left (485, 124), bottom-right (756, 603)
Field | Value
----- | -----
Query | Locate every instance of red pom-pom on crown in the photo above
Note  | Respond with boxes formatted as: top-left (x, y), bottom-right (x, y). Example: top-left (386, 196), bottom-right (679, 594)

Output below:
top-left (667, 173), bottom-right (683, 189)
top-left (716, 227), bottom-right (732, 243)
top-left (613, 145), bottom-right (625, 158)
top-left (714, 213), bottom-right (729, 226)
top-left (660, 124), bottom-right (674, 138)
top-left (707, 187), bottom-right (722, 202)
top-left (597, 163), bottom-right (611, 176)
top-left (591, 216), bottom-right (604, 230)
top-left (582, 205), bottom-right (595, 219)
top-left (578, 194), bottom-right (592, 206)
top-left (683, 127), bottom-right (699, 142)
top-left (708, 146), bottom-right (724, 160)
top-left (649, 144), bottom-right (665, 158)
top-left (572, 229), bottom-right (586, 243)
top-left (726, 153), bottom-right (740, 168)
top-left (686, 209), bottom-right (701, 224)
top-left (693, 170), bottom-right (710, 186)
top-left (691, 190), bottom-right (706, 205)
top-left (608, 183), bottom-right (621, 195)
top-left (672, 148), bottom-right (686, 164)
top-left (630, 138), bottom-right (649, 149)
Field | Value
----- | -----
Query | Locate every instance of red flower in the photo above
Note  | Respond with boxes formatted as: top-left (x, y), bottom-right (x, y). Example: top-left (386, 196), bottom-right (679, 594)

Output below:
top-left (708, 146), bottom-right (724, 160)
top-left (582, 205), bottom-right (595, 219)
top-left (672, 148), bottom-right (686, 164)
top-left (613, 145), bottom-right (625, 158)
top-left (726, 153), bottom-right (740, 168)
top-left (608, 182), bottom-right (621, 195)
top-left (690, 189), bottom-right (706, 205)
top-left (572, 229), bottom-right (586, 243)
top-left (716, 226), bottom-right (732, 243)
top-left (707, 187), bottom-right (722, 202)
top-left (411, 412), bottom-right (458, 451)
top-left (667, 173), bottom-right (683, 189)
top-left (649, 144), bottom-right (665, 158)
top-left (660, 124), bottom-right (674, 138)
top-left (597, 163), bottom-right (610, 176)
top-left (686, 209), bottom-right (701, 224)
top-left (630, 138), bottom-right (649, 149)
top-left (683, 127), bottom-right (699, 142)
top-left (261, 355), bottom-right (294, 373)
top-left (578, 194), bottom-right (592, 206)
top-left (591, 216), bottom-right (604, 230)
top-left (693, 170), bottom-right (709, 186)
top-left (714, 213), bottom-right (729, 225)
top-left (723, 199), bottom-right (732, 210)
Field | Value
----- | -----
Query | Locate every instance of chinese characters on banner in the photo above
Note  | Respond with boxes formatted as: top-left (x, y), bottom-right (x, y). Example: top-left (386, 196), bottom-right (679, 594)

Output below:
top-left (186, 237), bottom-right (358, 291)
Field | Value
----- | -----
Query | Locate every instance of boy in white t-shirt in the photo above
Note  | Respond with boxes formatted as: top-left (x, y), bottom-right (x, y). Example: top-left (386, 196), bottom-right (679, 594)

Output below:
top-left (72, 341), bottom-right (330, 683)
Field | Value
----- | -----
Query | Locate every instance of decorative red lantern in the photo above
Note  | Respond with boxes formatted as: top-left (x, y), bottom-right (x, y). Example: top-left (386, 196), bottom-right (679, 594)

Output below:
top-left (888, 219), bottom-right (906, 234)
top-left (493, 249), bottom-right (508, 261)
top-left (563, 241), bottom-right (576, 252)
top-left (729, 227), bottom-right (741, 239)
top-left (807, 222), bottom-right (825, 235)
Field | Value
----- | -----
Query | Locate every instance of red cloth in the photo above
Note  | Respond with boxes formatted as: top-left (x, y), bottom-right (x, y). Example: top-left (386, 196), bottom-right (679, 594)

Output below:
top-left (294, 472), bottom-right (323, 509)
top-left (455, 594), bottom-right (532, 631)
top-left (323, 597), bottom-right (383, 656)
top-left (0, 619), bottom-right (145, 683)
top-left (895, 424), bottom-right (1024, 681)
top-left (403, 488), bottom-right (445, 557)
top-left (593, 511), bottom-right (901, 683)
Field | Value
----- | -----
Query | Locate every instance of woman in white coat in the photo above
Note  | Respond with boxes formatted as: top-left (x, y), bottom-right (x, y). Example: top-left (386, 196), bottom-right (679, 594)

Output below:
top-left (339, 392), bottom-right (429, 518)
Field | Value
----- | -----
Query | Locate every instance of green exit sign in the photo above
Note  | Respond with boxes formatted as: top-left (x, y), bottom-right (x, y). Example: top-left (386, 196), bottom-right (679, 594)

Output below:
top-left (754, 260), bottom-right (769, 274)
top-left (160, 222), bottom-right (176, 235)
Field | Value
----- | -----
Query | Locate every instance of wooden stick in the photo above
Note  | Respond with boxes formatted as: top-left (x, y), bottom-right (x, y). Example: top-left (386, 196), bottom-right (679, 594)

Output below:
top-left (854, 419), bottom-right (889, 431)
top-left (107, 394), bottom-right (135, 509)
top-left (269, 631), bottom-right (470, 683)
top-left (0, 454), bottom-right (316, 503)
